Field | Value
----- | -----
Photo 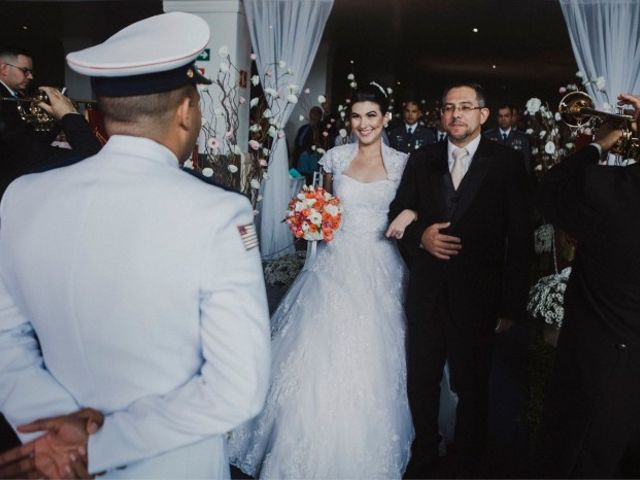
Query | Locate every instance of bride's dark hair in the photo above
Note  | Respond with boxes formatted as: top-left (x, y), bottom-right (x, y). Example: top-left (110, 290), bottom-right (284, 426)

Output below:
top-left (351, 83), bottom-right (389, 114)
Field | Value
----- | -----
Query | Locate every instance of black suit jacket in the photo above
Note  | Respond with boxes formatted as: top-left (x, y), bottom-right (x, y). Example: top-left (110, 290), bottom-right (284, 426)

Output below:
top-left (390, 137), bottom-right (532, 326)
top-left (388, 124), bottom-right (436, 153)
top-left (535, 146), bottom-right (640, 475)
top-left (0, 83), bottom-right (102, 197)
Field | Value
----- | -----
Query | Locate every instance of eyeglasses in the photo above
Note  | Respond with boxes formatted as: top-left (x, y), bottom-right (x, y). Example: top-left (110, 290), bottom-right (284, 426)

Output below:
top-left (441, 104), bottom-right (485, 115)
top-left (4, 63), bottom-right (34, 77)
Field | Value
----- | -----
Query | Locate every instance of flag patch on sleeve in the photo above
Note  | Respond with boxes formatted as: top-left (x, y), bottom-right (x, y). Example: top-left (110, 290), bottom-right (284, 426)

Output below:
top-left (237, 223), bottom-right (259, 250)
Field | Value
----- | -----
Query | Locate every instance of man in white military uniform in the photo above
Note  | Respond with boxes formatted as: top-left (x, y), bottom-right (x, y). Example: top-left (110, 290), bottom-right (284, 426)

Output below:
top-left (0, 12), bottom-right (270, 479)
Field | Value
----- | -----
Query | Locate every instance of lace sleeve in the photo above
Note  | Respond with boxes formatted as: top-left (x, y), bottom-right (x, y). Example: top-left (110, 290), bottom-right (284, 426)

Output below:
top-left (318, 149), bottom-right (334, 174)
top-left (386, 148), bottom-right (410, 185)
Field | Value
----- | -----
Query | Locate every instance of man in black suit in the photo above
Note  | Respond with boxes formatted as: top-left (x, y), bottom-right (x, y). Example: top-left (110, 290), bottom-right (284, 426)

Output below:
top-left (484, 104), bottom-right (532, 173)
top-left (534, 94), bottom-right (640, 478)
top-left (389, 83), bottom-right (532, 476)
top-left (0, 46), bottom-right (101, 197)
top-left (388, 99), bottom-right (436, 153)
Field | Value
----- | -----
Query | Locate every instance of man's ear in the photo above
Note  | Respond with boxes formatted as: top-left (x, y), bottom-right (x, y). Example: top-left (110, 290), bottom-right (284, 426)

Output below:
top-left (480, 107), bottom-right (490, 125)
top-left (175, 95), bottom-right (193, 130)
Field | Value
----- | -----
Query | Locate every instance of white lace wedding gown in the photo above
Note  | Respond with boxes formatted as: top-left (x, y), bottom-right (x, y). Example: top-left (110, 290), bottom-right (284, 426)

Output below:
top-left (229, 143), bottom-right (454, 479)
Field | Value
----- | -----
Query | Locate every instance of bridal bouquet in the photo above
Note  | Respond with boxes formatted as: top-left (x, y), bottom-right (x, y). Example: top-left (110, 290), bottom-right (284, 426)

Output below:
top-left (285, 185), bottom-right (343, 241)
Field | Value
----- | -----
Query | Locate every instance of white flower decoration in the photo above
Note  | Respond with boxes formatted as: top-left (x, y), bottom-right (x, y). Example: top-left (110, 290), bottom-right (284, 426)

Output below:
top-left (263, 109), bottom-right (273, 118)
top-left (339, 128), bottom-right (347, 138)
top-left (227, 164), bottom-right (238, 173)
top-left (264, 87), bottom-right (278, 98)
top-left (218, 45), bottom-right (229, 57)
top-left (347, 73), bottom-right (355, 81)
top-left (555, 112), bottom-right (562, 121)
top-left (595, 76), bottom-right (606, 90)
top-left (251, 75), bottom-right (260, 86)
top-left (218, 62), bottom-right (230, 73)
top-left (287, 94), bottom-right (298, 104)
top-left (317, 95), bottom-right (326, 103)
top-left (202, 167), bottom-right (214, 177)
top-left (526, 97), bottom-right (542, 114)
top-left (250, 178), bottom-right (261, 190)
top-left (250, 97), bottom-right (259, 108)
top-left (299, 114), bottom-right (305, 121)
top-left (278, 60), bottom-right (286, 69)
top-left (544, 141), bottom-right (556, 155)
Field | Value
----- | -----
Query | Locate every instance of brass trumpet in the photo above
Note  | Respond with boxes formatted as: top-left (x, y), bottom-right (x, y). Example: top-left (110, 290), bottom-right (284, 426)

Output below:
top-left (558, 91), bottom-right (639, 159)
top-left (2, 91), bottom-right (97, 132)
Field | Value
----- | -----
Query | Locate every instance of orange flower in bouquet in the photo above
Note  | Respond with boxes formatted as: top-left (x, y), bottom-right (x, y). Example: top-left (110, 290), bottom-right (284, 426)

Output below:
top-left (285, 185), bottom-right (343, 242)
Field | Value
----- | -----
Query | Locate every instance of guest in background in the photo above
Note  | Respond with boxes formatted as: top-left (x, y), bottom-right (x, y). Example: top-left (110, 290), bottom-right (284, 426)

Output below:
top-left (388, 99), bottom-right (436, 153)
top-left (484, 104), bottom-right (532, 173)
top-left (535, 93), bottom-right (640, 478)
top-left (293, 105), bottom-right (325, 184)
top-left (434, 117), bottom-right (448, 143)
top-left (0, 46), bottom-right (101, 197)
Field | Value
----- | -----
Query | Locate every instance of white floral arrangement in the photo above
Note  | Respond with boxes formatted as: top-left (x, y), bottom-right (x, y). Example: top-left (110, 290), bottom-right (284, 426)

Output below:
top-left (534, 223), bottom-right (555, 254)
top-left (263, 251), bottom-right (306, 286)
top-left (527, 267), bottom-right (571, 328)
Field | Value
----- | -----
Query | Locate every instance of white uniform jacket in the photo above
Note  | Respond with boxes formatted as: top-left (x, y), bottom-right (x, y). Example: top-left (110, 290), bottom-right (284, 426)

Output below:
top-left (0, 135), bottom-right (271, 478)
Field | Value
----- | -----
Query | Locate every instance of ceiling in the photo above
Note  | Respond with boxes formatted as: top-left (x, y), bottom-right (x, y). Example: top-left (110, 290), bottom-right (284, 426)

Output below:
top-left (2, 0), bottom-right (578, 117)
top-left (326, 0), bottom-right (578, 113)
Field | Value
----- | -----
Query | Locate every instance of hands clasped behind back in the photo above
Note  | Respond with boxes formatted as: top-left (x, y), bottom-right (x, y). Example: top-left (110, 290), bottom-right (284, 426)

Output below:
top-left (420, 221), bottom-right (462, 260)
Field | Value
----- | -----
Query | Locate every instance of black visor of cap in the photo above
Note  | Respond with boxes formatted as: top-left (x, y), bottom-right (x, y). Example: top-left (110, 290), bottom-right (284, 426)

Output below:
top-left (91, 61), bottom-right (211, 97)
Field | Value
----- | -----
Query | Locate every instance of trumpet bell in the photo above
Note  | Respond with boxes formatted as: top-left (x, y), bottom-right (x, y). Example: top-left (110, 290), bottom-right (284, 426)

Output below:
top-left (16, 91), bottom-right (56, 132)
top-left (558, 91), bottom-right (594, 128)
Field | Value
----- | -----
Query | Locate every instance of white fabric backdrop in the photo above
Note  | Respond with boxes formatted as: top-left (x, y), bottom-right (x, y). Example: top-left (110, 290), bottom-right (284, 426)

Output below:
top-left (244, 0), bottom-right (334, 259)
top-left (560, 0), bottom-right (640, 110)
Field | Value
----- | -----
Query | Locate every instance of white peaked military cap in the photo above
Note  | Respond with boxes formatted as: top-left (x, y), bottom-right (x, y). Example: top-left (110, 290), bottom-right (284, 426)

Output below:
top-left (66, 11), bottom-right (212, 97)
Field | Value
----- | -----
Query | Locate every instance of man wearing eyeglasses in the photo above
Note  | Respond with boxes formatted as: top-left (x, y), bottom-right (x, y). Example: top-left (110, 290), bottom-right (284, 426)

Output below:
top-left (0, 46), bottom-right (101, 198)
top-left (390, 83), bottom-right (532, 477)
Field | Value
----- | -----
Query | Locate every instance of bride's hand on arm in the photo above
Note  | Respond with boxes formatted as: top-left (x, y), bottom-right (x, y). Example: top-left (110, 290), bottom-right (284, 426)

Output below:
top-left (385, 209), bottom-right (418, 239)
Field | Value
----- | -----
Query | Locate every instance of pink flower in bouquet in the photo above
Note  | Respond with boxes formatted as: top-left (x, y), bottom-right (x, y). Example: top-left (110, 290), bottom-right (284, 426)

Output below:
top-left (285, 185), bottom-right (343, 242)
top-left (249, 140), bottom-right (261, 151)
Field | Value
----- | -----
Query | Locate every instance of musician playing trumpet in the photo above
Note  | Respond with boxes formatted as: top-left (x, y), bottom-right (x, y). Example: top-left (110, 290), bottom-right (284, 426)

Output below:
top-left (0, 46), bottom-right (101, 199)
top-left (534, 93), bottom-right (640, 478)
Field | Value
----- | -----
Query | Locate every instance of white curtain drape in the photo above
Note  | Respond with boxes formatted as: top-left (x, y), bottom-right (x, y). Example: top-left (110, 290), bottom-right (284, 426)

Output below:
top-left (244, 0), bottom-right (334, 259)
top-left (559, 0), bottom-right (640, 110)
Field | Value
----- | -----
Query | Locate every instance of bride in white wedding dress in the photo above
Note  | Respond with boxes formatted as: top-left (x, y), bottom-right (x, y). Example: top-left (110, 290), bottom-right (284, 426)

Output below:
top-left (229, 85), bottom-right (455, 479)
